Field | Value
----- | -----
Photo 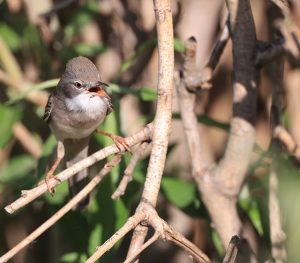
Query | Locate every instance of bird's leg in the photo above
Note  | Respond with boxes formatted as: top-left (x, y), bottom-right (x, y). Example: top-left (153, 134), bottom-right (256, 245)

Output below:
top-left (45, 141), bottom-right (65, 194)
top-left (96, 130), bottom-right (131, 153)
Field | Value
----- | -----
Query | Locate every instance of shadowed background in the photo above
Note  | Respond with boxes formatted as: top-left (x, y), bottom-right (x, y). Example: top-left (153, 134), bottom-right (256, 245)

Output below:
top-left (0, 0), bottom-right (300, 262)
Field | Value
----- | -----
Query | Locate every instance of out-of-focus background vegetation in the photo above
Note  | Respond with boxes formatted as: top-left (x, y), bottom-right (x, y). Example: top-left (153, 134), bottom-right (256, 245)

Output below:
top-left (0, 0), bottom-right (300, 262)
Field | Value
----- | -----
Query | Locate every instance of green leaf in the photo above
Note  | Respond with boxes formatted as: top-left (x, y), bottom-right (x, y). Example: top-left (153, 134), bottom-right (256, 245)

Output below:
top-left (36, 135), bottom-right (57, 180)
top-left (173, 113), bottom-right (230, 131)
top-left (95, 110), bottom-right (121, 183)
top-left (44, 181), bottom-right (68, 205)
top-left (88, 177), bottom-right (129, 258)
top-left (64, 9), bottom-right (94, 40)
top-left (6, 79), bottom-right (59, 105)
top-left (42, 134), bottom-right (57, 156)
top-left (95, 111), bottom-right (118, 147)
top-left (212, 230), bottom-right (224, 256)
top-left (60, 252), bottom-right (79, 263)
top-left (197, 115), bottom-right (230, 131)
top-left (73, 43), bottom-right (105, 56)
top-left (161, 176), bottom-right (197, 208)
top-left (86, 0), bottom-right (100, 12)
top-left (0, 23), bottom-right (21, 51)
top-left (138, 87), bottom-right (157, 101)
top-left (0, 155), bottom-right (36, 184)
top-left (239, 187), bottom-right (263, 235)
top-left (115, 39), bottom-right (157, 80)
top-left (174, 38), bottom-right (185, 52)
top-left (0, 105), bottom-right (21, 148)
top-left (88, 224), bottom-right (102, 256)
top-left (114, 198), bottom-right (129, 229)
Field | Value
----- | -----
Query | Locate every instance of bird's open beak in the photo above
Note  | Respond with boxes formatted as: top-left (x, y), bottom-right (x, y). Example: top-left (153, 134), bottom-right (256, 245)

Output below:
top-left (86, 82), bottom-right (109, 97)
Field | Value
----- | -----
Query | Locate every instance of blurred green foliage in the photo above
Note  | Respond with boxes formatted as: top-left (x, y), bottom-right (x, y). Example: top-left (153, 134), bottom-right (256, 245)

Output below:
top-left (0, 0), bottom-right (299, 262)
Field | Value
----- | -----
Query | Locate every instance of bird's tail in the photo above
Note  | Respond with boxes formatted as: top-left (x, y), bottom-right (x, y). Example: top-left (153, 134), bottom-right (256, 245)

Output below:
top-left (63, 137), bottom-right (90, 210)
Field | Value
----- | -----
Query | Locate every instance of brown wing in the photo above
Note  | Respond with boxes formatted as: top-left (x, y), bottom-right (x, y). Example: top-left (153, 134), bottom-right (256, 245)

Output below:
top-left (104, 95), bottom-right (113, 116)
top-left (43, 94), bottom-right (53, 123)
top-left (98, 82), bottom-right (113, 115)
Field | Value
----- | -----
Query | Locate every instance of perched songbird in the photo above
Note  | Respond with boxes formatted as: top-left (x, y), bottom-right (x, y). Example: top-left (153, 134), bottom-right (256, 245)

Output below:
top-left (43, 56), bottom-right (124, 209)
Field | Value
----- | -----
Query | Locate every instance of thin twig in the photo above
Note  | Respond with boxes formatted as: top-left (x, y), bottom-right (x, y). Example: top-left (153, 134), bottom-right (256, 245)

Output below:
top-left (256, 39), bottom-right (285, 68)
top-left (112, 141), bottom-right (149, 199)
top-left (269, 19), bottom-right (287, 260)
top-left (0, 155), bottom-right (122, 263)
top-left (0, 38), bottom-right (48, 107)
top-left (274, 125), bottom-right (300, 160)
top-left (165, 227), bottom-right (211, 263)
top-left (86, 203), bottom-right (211, 263)
top-left (4, 123), bottom-right (153, 214)
top-left (183, 16), bottom-right (229, 91)
top-left (13, 122), bottom-right (42, 159)
top-left (86, 212), bottom-right (146, 263)
top-left (123, 232), bottom-right (160, 263)
top-left (0, 69), bottom-right (19, 87)
top-left (40, 0), bottom-right (77, 19)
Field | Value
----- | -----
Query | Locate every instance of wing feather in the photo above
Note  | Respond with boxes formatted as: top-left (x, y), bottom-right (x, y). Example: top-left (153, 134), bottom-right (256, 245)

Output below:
top-left (43, 94), bottom-right (53, 123)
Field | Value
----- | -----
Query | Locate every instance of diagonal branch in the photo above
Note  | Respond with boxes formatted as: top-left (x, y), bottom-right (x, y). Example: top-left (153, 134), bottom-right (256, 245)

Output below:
top-left (86, 212), bottom-right (146, 263)
top-left (273, 125), bottom-right (300, 160)
top-left (0, 154), bottom-right (122, 263)
top-left (86, 203), bottom-right (211, 263)
top-left (5, 123), bottom-right (153, 214)
top-left (123, 232), bottom-right (160, 263)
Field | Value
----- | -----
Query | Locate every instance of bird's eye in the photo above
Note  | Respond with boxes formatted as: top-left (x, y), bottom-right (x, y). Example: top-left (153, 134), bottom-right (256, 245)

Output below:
top-left (74, 81), bottom-right (82, 88)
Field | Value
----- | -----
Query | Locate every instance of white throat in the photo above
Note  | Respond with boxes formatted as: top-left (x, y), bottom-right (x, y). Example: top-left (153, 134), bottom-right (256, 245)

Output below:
top-left (65, 93), bottom-right (106, 115)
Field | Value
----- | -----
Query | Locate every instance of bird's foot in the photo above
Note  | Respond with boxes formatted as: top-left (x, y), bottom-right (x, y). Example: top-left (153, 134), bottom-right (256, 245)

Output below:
top-left (45, 172), bottom-right (62, 195)
top-left (41, 154), bottom-right (63, 195)
top-left (96, 130), bottom-right (131, 153)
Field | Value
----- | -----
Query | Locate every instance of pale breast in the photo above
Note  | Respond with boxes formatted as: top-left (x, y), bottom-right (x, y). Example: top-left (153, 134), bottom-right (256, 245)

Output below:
top-left (50, 94), bottom-right (108, 140)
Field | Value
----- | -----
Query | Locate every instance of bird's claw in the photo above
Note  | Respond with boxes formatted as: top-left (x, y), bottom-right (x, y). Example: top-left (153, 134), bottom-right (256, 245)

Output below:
top-left (111, 135), bottom-right (131, 153)
top-left (96, 129), bottom-right (131, 153)
top-left (45, 174), bottom-right (61, 195)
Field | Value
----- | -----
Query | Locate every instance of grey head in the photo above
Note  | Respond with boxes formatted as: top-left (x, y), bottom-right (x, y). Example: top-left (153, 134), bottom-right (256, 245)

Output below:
top-left (57, 56), bottom-right (109, 99)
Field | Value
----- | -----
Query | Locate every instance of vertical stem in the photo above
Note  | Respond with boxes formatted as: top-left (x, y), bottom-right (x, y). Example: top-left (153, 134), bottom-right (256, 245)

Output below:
top-left (140, 0), bottom-right (174, 205)
top-left (127, 0), bottom-right (174, 260)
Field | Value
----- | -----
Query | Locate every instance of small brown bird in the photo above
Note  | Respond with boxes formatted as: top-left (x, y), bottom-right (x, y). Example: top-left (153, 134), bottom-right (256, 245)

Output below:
top-left (43, 56), bottom-right (127, 209)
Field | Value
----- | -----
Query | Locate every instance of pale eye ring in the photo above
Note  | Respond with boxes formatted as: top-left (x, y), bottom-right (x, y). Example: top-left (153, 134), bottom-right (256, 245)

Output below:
top-left (74, 81), bottom-right (82, 89)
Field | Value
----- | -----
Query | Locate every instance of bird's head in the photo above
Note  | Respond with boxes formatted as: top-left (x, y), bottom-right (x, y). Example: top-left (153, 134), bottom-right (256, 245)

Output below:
top-left (58, 56), bottom-right (109, 99)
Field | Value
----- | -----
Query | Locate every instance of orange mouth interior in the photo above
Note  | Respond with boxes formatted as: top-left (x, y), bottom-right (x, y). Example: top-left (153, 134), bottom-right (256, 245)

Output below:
top-left (88, 87), bottom-right (106, 97)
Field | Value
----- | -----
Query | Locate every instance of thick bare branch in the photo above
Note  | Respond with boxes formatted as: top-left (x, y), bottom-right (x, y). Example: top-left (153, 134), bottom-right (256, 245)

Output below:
top-left (216, 0), bottom-right (257, 195)
top-left (177, 0), bottom-right (259, 253)
top-left (127, 0), bottom-right (174, 260)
